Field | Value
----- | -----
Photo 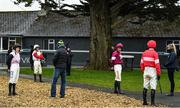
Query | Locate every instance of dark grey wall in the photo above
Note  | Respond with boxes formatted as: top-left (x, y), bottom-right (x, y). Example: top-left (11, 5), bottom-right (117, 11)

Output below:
top-left (113, 37), bottom-right (167, 52)
top-left (18, 37), bottom-right (180, 67)
top-left (21, 37), bottom-right (90, 67)
top-left (22, 37), bottom-right (90, 50)
top-left (113, 37), bottom-right (180, 67)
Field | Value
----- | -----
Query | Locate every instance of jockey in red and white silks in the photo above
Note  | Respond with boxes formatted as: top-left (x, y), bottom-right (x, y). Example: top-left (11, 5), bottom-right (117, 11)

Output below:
top-left (140, 40), bottom-right (161, 106)
top-left (32, 44), bottom-right (44, 82)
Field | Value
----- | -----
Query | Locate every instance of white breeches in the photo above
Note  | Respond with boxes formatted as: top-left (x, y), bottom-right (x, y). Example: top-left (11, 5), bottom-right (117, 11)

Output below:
top-left (114, 64), bottom-right (122, 81)
top-left (143, 67), bottom-right (157, 90)
top-left (34, 61), bottom-right (42, 74)
top-left (9, 64), bottom-right (20, 84)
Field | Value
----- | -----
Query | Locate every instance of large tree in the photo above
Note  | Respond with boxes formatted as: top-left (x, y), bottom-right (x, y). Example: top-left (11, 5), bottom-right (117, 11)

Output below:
top-left (15, 0), bottom-right (180, 70)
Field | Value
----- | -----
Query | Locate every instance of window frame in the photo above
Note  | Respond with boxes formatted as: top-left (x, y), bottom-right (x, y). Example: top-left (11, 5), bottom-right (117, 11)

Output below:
top-left (8, 37), bottom-right (16, 48)
top-left (48, 39), bottom-right (55, 50)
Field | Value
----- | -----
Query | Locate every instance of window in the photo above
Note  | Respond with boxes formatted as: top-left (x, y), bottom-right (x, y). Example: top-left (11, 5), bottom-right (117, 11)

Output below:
top-left (43, 40), bottom-right (48, 50)
top-left (3, 37), bottom-right (8, 50)
top-left (2, 37), bottom-right (22, 50)
top-left (166, 40), bottom-right (180, 51)
top-left (9, 37), bottom-right (16, 48)
top-left (48, 39), bottom-right (55, 50)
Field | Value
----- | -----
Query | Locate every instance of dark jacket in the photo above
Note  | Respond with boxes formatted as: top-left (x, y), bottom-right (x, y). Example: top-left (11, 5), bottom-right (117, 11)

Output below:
top-left (6, 54), bottom-right (13, 70)
top-left (164, 52), bottom-right (177, 69)
top-left (67, 49), bottom-right (73, 65)
top-left (53, 46), bottom-right (68, 68)
top-left (7, 49), bottom-right (12, 55)
top-left (30, 49), bottom-right (34, 65)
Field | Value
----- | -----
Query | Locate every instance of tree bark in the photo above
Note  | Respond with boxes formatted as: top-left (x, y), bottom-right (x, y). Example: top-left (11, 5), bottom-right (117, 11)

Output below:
top-left (89, 0), bottom-right (112, 70)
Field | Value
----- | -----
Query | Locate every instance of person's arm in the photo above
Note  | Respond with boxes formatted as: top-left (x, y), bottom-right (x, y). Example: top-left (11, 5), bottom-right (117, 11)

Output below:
top-left (111, 52), bottom-right (116, 66)
top-left (53, 51), bottom-right (59, 66)
top-left (164, 53), bottom-right (176, 67)
top-left (140, 55), bottom-right (144, 73)
top-left (33, 52), bottom-right (44, 60)
top-left (154, 52), bottom-right (161, 76)
top-left (6, 54), bottom-right (13, 70)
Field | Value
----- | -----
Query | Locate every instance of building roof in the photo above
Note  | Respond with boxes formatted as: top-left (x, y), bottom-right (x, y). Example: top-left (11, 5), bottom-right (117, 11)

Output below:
top-left (24, 12), bottom-right (90, 37)
top-left (0, 11), bottom-right (180, 38)
top-left (112, 18), bottom-right (180, 38)
top-left (0, 11), bottom-right (38, 36)
top-left (0, 11), bottom-right (90, 37)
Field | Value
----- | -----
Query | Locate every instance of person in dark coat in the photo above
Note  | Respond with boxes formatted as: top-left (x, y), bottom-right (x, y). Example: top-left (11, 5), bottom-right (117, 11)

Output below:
top-left (66, 43), bottom-right (73, 76)
top-left (7, 46), bottom-right (13, 55)
top-left (30, 45), bottom-right (34, 71)
top-left (6, 46), bottom-right (13, 74)
top-left (51, 40), bottom-right (68, 98)
top-left (164, 43), bottom-right (177, 96)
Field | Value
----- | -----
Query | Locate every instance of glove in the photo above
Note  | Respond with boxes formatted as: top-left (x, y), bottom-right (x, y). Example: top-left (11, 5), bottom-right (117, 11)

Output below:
top-left (157, 75), bottom-right (160, 80)
top-left (163, 63), bottom-right (167, 67)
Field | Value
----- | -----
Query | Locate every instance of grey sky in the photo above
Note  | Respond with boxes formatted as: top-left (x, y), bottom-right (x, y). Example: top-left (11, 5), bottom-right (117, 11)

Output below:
top-left (0, 0), bottom-right (80, 11)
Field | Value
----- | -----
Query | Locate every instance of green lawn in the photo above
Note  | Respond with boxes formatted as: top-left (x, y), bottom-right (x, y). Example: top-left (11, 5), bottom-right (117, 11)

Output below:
top-left (20, 68), bottom-right (180, 92)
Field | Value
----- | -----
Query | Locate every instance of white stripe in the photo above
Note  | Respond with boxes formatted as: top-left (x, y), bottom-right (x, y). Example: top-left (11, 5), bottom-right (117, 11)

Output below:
top-left (111, 57), bottom-right (116, 60)
top-left (120, 55), bottom-right (123, 59)
top-left (143, 57), bottom-right (155, 62)
top-left (141, 59), bottom-right (144, 63)
top-left (155, 59), bottom-right (159, 64)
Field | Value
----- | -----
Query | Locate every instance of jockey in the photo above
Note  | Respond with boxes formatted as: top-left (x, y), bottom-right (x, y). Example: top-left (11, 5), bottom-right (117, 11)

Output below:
top-left (111, 43), bottom-right (124, 94)
top-left (32, 44), bottom-right (44, 82)
top-left (140, 40), bottom-right (161, 106)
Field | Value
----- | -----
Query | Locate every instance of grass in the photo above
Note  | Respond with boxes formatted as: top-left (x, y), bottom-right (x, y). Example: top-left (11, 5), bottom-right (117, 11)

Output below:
top-left (20, 68), bottom-right (180, 92)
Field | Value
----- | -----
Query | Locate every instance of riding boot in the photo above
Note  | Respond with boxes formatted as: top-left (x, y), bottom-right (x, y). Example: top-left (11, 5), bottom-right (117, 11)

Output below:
top-left (114, 81), bottom-right (118, 94)
top-left (12, 84), bottom-right (18, 96)
top-left (143, 88), bottom-right (148, 105)
top-left (117, 81), bottom-right (123, 94)
top-left (151, 89), bottom-right (156, 106)
top-left (34, 74), bottom-right (36, 82)
top-left (39, 74), bottom-right (43, 82)
top-left (8, 83), bottom-right (12, 96)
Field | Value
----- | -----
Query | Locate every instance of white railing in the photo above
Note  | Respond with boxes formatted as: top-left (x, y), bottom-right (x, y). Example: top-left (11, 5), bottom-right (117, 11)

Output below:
top-left (0, 49), bottom-right (169, 55)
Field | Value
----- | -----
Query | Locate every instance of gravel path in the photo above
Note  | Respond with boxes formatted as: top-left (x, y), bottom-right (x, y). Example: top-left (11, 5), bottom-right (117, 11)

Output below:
top-left (0, 76), bottom-right (143, 107)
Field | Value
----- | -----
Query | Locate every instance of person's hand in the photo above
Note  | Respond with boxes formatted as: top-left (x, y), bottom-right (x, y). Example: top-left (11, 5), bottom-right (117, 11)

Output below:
top-left (157, 75), bottom-right (160, 80)
top-left (37, 51), bottom-right (42, 55)
top-left (163, 64), bottom-right (167, 67)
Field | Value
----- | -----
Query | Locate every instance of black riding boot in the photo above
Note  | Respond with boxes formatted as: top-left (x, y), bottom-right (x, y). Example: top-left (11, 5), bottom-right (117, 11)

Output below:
top-left (34, 74), bottom-right (36, 82)
top-left (143, 88), bottom-right (148, 105)
top-left (117, 81), bottom-right (123, 94)
top-left (39, 74), bottom-right (43, 82)
top-left (34, 74), bottom-right (37, 82)
top-left (12, 84), bottom-right (17, 96)
top-left (151, 89), bottom-right (156, 106)
top-left (8, 83), bottom-right (12, 96)
top-left (114, 81), bottom-right (118, 94)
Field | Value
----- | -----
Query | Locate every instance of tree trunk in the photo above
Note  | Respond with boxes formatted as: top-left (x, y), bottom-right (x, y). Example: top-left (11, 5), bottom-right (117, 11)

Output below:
top-left (89, 0), bottom-right (112, 70)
